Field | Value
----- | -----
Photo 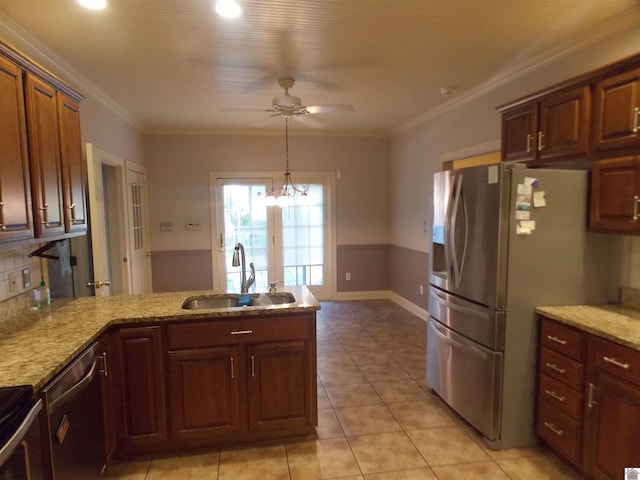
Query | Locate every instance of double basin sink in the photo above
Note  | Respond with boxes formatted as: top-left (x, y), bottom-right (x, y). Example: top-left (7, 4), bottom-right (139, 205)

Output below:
top-left (181, 292), bottom-right (296, 310)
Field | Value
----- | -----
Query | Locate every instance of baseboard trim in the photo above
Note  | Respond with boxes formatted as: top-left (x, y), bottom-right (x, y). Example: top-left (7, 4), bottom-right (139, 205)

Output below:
top-left (332, 290), bottom-right (428, 322)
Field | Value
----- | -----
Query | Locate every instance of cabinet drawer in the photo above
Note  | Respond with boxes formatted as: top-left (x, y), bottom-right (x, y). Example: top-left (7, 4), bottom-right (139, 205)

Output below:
top-left (592, 336), bottom-right (640, 387)
top-left (168, 314), bottom-right (313, 349)
top-left (536, 400), bottom-right (582, 465)
top-left (540, 318), bottom-right (586, 361)
top-left (539, 373), bottom-right (582, 419)
top-left (539, 347), bottom-right (584, 391)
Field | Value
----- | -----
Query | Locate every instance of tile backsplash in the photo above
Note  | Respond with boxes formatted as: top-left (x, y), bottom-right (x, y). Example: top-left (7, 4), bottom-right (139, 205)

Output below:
top-left (0, 245), bottom-right (42, 304)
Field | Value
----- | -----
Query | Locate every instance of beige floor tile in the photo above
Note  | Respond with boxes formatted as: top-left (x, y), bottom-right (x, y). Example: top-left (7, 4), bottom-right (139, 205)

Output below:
top-left (335, 404), bottom-right (402, 436)
top-left (364, 468), bottom-right (437, 479)
top-left (318, 366), bottom-right (367, 386)
top-left (344, 348), bottom-right (393, 366)
top-left (103, 459), bottom-right (150, 479)
top-left (286, 437), bottom-right (362, 479)
top-left (407, 427), bottom-right (490, 467)
top-left (386, 400), bottom-right (457, 430)
top-left (431, 461), bottom-right (512, 480)
top-left (359, 363), bottom-right (411, 383)
top-left (317, 386), bottom-right (332, 409)
top-left (317, 408), bottom-right (345, 439)
top-left (497, 451), bottom-right (584, 480)
top-left (348, 432), bottom-right (427, 474)
top-left (218, 445), bottom-right (289, 480)
top-left (146, 452), bottom-right (219, 479)
top-left (340, 336), bottom-right (382, 350)
top-left (324, 382), bottom-right (383, 407)
top-left (318, 350), bottom-right (357, 369)
top-left (371, 380), bottom-right (431, 403)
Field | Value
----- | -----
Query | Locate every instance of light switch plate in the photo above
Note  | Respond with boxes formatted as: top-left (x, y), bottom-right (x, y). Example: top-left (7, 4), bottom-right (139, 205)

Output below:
top-left (8, 272), bottom-right (17, 293)
top-left (22, 268), bottom-right (31, 289)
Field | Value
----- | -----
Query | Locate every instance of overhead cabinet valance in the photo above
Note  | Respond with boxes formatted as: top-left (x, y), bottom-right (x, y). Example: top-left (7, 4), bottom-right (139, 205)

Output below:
top-left (0, 41), bottom-right (86, 245)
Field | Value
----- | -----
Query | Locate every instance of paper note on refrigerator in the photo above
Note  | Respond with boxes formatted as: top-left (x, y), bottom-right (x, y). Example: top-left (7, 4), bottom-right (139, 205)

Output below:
top-left (515, 210), bottom-right (530, 220)
top-left (533, 191), bottom-right (546, 207)
top-left (524, 177), bottom-right (539, 187)
top-left (516, 222), bottom-right (533, 235)
top-left (517, 183), bottom-right (533, 196)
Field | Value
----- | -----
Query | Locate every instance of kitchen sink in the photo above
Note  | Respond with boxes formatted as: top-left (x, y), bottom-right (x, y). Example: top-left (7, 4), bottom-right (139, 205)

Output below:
top-left (181, 292), bottom-right (296, 310)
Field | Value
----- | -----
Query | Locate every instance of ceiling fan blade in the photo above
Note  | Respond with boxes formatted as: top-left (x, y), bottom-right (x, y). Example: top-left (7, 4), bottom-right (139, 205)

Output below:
top-left (303, 104), bottom-right (354, 114)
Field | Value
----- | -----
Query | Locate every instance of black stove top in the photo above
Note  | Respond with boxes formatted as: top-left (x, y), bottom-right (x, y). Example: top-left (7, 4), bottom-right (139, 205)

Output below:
top-left (0, 386), bottom-right (35, 447)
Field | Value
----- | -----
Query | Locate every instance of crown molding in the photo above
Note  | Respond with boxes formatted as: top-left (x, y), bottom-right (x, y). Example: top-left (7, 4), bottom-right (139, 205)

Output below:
top-left (0, 10), bottom-right (141, 131)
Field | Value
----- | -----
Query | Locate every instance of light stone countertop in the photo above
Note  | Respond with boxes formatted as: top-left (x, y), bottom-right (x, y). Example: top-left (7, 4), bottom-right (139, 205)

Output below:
top-left (0, 286), bottom-right (320, 390)
top-left (535, 303), bottom-right (640, 352)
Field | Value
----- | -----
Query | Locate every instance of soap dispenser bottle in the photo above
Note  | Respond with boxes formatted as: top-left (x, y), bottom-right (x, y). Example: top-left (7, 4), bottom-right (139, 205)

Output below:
top-left (36, 277), bottom-right (50, 308)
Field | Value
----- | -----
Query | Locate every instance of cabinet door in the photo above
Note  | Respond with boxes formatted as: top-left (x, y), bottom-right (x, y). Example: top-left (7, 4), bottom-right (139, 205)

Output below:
top-left (589, 156), bottom-right (640, 233)
top-left (168, 347), bottom-right (241, 441)
top-left (586, 371), bottom-right (640, 480)
top-left (24, 74), bottom-right (64, 237)
top-left (112, 326), bottom-right (167, 450)
top-left (592, 68), bottom-right (640, 152)
top-left (501, 103), bottom-right (538, 162)
top-left (57, 93), bottom-right (87, 232)
top-left (247, 340), bottom-right (316, 432)
top-left (539, 85), bottom-right (590, 159)
top-left (98, 334), bottom-right (116, 462)
top-left (0, 57), bottom-right (33, 241)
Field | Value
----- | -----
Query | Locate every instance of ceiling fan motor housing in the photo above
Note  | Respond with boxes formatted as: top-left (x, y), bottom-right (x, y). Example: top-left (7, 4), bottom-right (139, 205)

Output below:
top-left (273, 94), bottom-right (302, 109)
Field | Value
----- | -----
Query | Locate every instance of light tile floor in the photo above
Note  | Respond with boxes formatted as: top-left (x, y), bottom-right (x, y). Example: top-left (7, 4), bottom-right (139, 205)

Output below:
top-left (104, 299), bottom-right (583, 480)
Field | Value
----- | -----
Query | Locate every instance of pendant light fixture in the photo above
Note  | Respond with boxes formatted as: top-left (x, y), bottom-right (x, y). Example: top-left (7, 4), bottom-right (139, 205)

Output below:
top-left (265, 117), bottom-right (309, 207)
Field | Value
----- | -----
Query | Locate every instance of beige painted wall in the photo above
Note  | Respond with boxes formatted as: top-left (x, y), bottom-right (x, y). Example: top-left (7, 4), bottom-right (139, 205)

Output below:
top-left (144, 134), bottom-right (390, 252)
top-left (388, 22), bottom-right (640, 292)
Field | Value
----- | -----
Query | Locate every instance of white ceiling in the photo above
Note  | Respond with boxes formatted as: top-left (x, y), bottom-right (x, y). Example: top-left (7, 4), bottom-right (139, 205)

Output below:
top-left (0, 0), bottom-right (638, 136)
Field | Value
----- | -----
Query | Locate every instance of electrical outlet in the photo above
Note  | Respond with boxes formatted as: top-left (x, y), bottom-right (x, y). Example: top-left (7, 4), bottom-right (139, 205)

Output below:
top-left (8, 272), bottom-right (17, 293)
top-left (345, 272), bottom-right (351, 281)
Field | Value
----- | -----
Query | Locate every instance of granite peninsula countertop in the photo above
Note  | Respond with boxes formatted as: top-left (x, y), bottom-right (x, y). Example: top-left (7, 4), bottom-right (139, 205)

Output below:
top-left (0, 286), bottom-right (320, 391)
top-left (536, 301), bottom-right (640, 352)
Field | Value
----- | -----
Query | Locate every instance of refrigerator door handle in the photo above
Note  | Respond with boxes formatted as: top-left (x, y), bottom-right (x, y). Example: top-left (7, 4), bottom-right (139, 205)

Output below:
top-left (449, 173), bottom-right (468, 287)
top-left (430, 320), bottom-right (488, 360)
top-left (443, 172), bottom-right (455, 285)
top-left (432, 289), bottom-right (486, 319)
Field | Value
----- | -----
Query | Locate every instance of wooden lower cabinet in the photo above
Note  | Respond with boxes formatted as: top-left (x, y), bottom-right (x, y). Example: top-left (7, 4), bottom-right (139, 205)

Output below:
top-left (113, 312), bottom-right (317, 457)
top-left (168, 346), bottom-right (241, 441)
top-left (112, 325), bottom-right (168, 455)
top-left (248, 340), bottom-right (316, 432)
top-left (586, 370), bottom-right (640, 479)
top-left (537, 316), bottom-right (640, 479)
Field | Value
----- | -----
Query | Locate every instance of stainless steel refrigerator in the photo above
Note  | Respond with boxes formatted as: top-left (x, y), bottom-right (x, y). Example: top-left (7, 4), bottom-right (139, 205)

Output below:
top-left (426, 163), bottom-right (621, 449)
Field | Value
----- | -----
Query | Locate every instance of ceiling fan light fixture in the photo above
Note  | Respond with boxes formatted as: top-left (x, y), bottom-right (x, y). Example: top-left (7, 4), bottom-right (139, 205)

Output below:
top-left (215, 0), bottom-right (242, 18)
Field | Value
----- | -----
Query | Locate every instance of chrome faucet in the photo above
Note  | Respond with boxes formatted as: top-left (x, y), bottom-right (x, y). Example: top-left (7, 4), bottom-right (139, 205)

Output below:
top-left (232, 242), bottom-right (255, 293)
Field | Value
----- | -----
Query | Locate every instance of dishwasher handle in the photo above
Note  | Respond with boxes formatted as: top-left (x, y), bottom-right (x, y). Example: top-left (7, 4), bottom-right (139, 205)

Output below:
top-left (48, 356), bottom-right (99, 414)
top-left (0, 399), bottom-right (43, 467)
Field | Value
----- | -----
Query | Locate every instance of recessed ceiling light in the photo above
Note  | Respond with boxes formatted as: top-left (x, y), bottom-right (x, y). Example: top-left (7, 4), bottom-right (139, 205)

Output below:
top-left (215, 0), bottom-right (242, 18)
top-left (77, 0), bottom-right (108, 10)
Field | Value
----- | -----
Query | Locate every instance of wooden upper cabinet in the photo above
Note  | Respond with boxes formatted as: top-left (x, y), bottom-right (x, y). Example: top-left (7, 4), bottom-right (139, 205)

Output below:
top-left (502, 103), bottom-right (538, 162)
top-left (24, 74), bottom-right (65, 237)
top-left (0, 56), bottom-right (33, 241)
top-left (538, 85), bottom-right (591, 159)
top-left (501, 86), bottom-right (590, 163)
top-left (592, 67), bottom-right (640, 152)
top-left (590, 156), bottom-right (640, 233)
top-left (57, 94), bottom-right (87, 232)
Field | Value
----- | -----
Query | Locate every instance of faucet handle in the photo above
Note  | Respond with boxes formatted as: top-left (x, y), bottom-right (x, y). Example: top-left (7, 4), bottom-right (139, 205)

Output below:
top-left (269, 280), bottom-right (283, 292)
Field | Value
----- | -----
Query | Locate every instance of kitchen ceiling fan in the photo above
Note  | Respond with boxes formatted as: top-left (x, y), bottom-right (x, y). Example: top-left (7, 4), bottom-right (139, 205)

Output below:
top-left (265, 76), bottom-right (354, 118)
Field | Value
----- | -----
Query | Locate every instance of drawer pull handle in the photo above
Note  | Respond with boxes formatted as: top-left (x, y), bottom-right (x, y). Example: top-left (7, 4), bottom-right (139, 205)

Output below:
top-left (230, 329), bottom-right (253, 335)
top-left (544, 422), bottom-right (564, 437)
top-left (603, 356), bottom-right (630, 370)
top-left (588, 383), bottom-right (597, 408)
top-left (545, 363), bottom-right (566, 374)
top-left (547, 335), bottom-right (567, 345)
top-left (230, 357), bottom-right (235, 379)
top-left (544, 390), bottom-right (565, 403)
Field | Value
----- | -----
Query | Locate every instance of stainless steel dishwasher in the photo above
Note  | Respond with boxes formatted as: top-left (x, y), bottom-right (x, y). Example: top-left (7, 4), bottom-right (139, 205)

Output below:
top-left (40, 341), bottom-right (107, 479)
